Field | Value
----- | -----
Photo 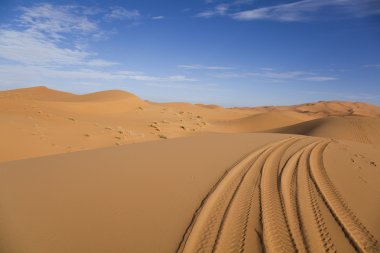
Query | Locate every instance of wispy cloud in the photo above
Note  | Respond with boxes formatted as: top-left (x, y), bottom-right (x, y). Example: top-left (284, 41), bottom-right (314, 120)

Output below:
top-left (304, 91), bottom-right (380, 101)
top-left (178, 64), bottom-right (235, 70)
top-left (363, 64), bottom-right (380, 69)
top-left (0, 64), bottom-right (196, 88)
top-left (0, 3), bottom-right (196, 89)
top-left (196, 4), bottom-right (230, 18)
top-left (124, 73), bottom-right (196, 82)
top-left (0, 29), bottom-right (116, 67)
top-left (105, 6), bottom-right (141, 21)
top-left (196, 0), bottom-right (253, 18)
top-left (212, 69), bottom-right (337, 82)
top-left (303, 76), bottom-right (337, 81)
top-left (197, 0), bottom-right (380, 21)
top-left (152, 16), bottom-right (165, 20)
top-left (17, 4), bottom-right (104, 41)
top-left (232, 0), bottom-right (380, 21)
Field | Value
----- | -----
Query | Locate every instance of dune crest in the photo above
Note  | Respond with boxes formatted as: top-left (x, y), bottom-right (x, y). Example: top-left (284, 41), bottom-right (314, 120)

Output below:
top-left (214, 110), bottom-right (316, 132)
top-left (271, 116), bottom-right (380, 145)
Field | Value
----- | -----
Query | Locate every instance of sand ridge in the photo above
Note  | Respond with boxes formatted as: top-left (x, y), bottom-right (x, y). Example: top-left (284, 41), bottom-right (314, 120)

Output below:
top-left (271, 116), bottom-right (380, 146)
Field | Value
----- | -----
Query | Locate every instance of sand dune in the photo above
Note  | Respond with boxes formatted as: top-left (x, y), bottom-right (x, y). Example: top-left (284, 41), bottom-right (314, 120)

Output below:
top-left (238, 100), bottom-right (380, 118)
top-left (214, 110), bottom-right (316, 132)
top-left (74, 89), bottom-right (141, 102)
top-left (271, 116), bottom-right (380, 145)
top-left (0, 86), bottom-right (379, 252)
top-left (0, 86), bottom-right (380, 162)
top-left (0, 86), bottom-right (76, 101)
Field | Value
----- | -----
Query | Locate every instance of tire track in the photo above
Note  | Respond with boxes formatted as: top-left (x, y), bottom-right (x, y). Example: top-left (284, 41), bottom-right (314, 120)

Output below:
top-left (310, 142), bottom-right (379, 253)
top-left (177, 136), bottom-right (378, 253)
top-left (178, 138), bottom-right (292, 253)
top-left (260, 138), bottom-right (301, 253)
top-left (211, 145), bottom-right (269, 253)
top-left (175, 142), bottom-right (271, 253)
top-left (297, 141), bottom-right (337, 253)
top-left (280, 148), bottom-right (308, 252)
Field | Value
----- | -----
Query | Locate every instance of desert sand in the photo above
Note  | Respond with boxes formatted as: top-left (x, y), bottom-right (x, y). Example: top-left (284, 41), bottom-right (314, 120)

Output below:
top-left (0, 86), bottom-right (379, 252)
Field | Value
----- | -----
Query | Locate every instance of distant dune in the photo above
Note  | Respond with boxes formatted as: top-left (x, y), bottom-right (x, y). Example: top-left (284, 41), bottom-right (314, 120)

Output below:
top-left (0, 86), bottom-right (379, 162)
top-left (0, 86), bottom-right (379, 252)
top-left (214, 110), bottom-right (316, 132)
top-left (271, 116), bottom-right (380, 145)
top-left (0, 86), bottom-right (76, 101)
top-left (237, 100), bottom-right (380, 117)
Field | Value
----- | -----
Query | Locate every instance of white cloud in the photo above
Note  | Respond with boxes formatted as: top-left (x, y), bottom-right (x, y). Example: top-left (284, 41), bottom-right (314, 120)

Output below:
top-left (232, 0), bottom-right (380, 21)
top-left (363, 64), bottom-right (380, 69)
top-left (214, 70), bottom-right (307, 79)
top-left (196, 0), bottom-right (253, 18)
top-left (0, 64), bottom-right (197, 89)
top-left (0, 29), bottom-right (83, 65)
top-left (258, 67), bottom-right (274, 71)
top-left (195, 0), bottom-right (254, 18)
top-left (304, 91), bottom-right (380, 101)
top-left (178, 64), bottom-right (234, 70)
top-left (19, 4), bottom-right (99, 39)
top-left (126, 74), bottom-right (196, 82)
top-left (152, 16), bottom-right (165, 20)
top-left (86, 59), bottom-right (118, 67)
top-left (212, 69), bottom-right (337, 82)
top-left (0, 3), bottom-right (196, 89)
top-left (105, 7), bottom-right (141, 20)
top-left (167, 75), bottom-right (197, 81)
top-left (303, 76), bottom-right (337, 81)
top-left (251, 71), bottom-right (307, 79)
top-left (196, 3), bottom-right (230, 18)
top-left (0, 3), bottom-right (119, 67)
top-left (0, 29), bottom-right (116, 67)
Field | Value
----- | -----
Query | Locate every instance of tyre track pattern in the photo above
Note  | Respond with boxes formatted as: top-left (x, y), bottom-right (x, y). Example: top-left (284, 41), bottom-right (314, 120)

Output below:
top-left (177, 137), bottom-right (379, 253)
top-left (310, 143), bottom-right (379, 253)
top-left (297, 143), bottom-right (336, 253)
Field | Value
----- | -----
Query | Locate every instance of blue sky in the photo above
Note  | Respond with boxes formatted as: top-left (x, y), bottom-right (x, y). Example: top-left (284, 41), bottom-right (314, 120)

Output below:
top-left (0, 0), bottom-right (379, 106)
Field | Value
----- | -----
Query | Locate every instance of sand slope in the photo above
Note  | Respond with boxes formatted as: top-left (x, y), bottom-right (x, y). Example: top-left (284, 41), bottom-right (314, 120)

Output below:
top-left (0, 134), bottom-right (379, 252)
top-left (214, 110), bottom-right (315, 132)
top-left (271, 116), bottom-right (380, 145)
top-left (0, 133), bottom-right (286, 253)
